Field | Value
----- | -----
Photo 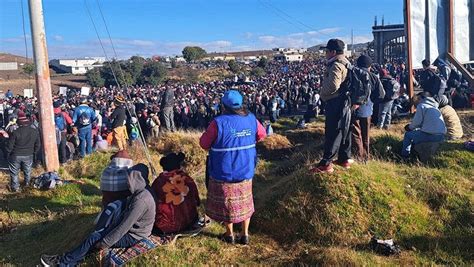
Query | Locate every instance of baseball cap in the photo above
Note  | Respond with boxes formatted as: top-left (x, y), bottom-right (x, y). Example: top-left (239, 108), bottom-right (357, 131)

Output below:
top-left (222, 90), bottom-right (243, 109)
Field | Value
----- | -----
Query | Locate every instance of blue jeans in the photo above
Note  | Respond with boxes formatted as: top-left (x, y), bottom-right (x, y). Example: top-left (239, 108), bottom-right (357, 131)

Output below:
top-left (59, 232), bottom-right (138, 266)
top-left (9, 155), bottom-right (33, 190)
top-left (78, 126), bottom-right (92, 157)
top-left (378, 100), bottom-right (394, 128)
top-left (402, 130), bottom-right (444, 157)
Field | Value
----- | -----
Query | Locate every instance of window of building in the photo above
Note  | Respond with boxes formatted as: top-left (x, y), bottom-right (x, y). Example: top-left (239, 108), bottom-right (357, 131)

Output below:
top-left (75, 67), bottom-right (79, 70)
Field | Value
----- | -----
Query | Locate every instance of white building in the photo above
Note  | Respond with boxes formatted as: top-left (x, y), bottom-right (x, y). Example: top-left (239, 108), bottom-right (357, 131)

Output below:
top-left (0, 62), bottom-right (18, 71)
top-left (274, 53), bottom-right (303, 62)
top-left (49, 57), bottom-right (105, 75)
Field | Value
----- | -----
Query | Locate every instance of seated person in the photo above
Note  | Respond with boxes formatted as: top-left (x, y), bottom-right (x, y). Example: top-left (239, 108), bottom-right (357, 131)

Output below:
top-left (438, 95), bottom-right (464, 140)
top-left (151, 152), bottom-right (200, 234)
top-left (402, 92), bottom-right (446, 158)
top-left (41, 166), bottom-right (156, 266)
top-left (100, 150), bottom-right (134, 207)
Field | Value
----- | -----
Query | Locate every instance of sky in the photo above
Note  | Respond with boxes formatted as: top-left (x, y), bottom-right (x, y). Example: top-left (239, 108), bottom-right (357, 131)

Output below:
top-left (0, 0), bottom-right (403, 59)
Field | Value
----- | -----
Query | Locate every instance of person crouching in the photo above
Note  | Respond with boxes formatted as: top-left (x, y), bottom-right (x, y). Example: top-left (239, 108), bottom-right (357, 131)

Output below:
top-left (151, 152), bottom-right (200, 234)
top-left (40, 166), bottom-right (155, 266)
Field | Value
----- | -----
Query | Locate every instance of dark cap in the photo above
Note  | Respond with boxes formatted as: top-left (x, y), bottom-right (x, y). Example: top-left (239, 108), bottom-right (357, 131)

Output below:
top-left (321, 39), bottom-right (345, 52)
top-left (356, 55), bottom-right (373, 68)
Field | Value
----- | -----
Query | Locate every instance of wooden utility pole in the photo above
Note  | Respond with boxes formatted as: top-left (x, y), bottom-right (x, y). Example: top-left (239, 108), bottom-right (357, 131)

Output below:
top-left (448, 0), bottom-right (454, 55)
top-left (28, 0), bottom-right (59, 171)
top-left (404, 0), bottom-right (415, 112)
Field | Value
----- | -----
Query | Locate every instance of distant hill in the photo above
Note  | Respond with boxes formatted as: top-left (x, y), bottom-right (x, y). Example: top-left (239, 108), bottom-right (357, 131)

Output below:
top-left (0, 53), bottom-right (31, 64)
top-left (307, 42), bottom-right (371, 52)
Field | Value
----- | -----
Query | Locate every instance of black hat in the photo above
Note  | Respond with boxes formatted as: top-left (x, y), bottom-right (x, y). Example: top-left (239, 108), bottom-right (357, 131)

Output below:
top-left (321, 39), bottom-right (345, 52)
top-left (53, 101), bottom-right (61, 108)
top-left (356, 55), bottom-right (373, 68)
top-left (160, 152), bottom-right (185, 172)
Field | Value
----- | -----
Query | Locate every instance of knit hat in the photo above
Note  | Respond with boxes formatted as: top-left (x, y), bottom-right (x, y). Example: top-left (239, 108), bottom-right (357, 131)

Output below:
top-left (17, 111), bottom-right (30, 126)
top-left (222, 90), bottom-right (243, 109)
top-left (111, 150), bottom-right (130, 160)
top-left (380, 69), bottom-right (390, 77)
top-left (356, 55), bottom-right (373, 68)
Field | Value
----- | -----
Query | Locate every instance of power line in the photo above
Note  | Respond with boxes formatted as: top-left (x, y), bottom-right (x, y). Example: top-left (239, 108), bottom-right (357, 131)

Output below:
top-left (259, 0), bottom-right (332, 37)
top-left (83, 0), bottom-right (157, 176)
top-left (20, 0), bottom-right (32, 87)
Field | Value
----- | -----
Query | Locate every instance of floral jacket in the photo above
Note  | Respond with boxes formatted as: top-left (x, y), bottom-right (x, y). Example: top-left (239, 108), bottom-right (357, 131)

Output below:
top-left (151, 169), bottom-right (200, 233)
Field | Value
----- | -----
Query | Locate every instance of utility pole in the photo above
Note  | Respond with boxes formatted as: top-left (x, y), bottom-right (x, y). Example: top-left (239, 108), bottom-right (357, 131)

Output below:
top-left (351, 29), bottom-right (354, 54)
top-left (28, 0), bottom-right (59, 171)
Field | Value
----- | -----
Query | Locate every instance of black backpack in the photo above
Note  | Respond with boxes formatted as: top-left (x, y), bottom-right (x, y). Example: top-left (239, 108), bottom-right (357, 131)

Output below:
top-left (423, 69), bottom-right (447, 97)
top-left (344, 64), bottom-right (372, 105)
top-left (381, 78), bottom-right (401, 100)
top-left (447, 69), bottom-right (462, 88)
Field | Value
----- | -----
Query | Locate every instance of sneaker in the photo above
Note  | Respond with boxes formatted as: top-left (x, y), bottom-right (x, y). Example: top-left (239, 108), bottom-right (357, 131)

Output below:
top-left (334, 160), bottom-right (352, 169)
top-left (40, 254), bottom-right (60, 267)
top-left (220, 234), bottom-right (235, 244)
top-left (238, 235), bottom-right (249, 245)
top-left (310, 164), bottom-right (334, 174)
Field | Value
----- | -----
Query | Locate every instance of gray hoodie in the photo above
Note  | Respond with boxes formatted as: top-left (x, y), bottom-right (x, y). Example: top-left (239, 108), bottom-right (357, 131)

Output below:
top-left (409, 97), bottom-right (447, 135)
top-left (101, 170), bottom-right (156, 247)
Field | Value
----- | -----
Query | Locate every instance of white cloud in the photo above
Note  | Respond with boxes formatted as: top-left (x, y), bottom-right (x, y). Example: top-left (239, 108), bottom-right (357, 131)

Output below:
top-left (53, 35), bottom-right (64, 42)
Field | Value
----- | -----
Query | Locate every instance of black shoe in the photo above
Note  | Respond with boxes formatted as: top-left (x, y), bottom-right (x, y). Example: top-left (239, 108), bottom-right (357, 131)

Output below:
top-left (238, 235), bottom-right (249, 245)
top-left (220, 234), bottom-right (235, 244)
top-left (40, 254), bottom-right (60, 267)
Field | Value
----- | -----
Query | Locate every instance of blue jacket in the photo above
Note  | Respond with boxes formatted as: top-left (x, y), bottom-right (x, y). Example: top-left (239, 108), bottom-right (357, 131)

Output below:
top-left (73, 104), bottom-right (97, 128)
top-left (209, 113), bottom-right (258, 183)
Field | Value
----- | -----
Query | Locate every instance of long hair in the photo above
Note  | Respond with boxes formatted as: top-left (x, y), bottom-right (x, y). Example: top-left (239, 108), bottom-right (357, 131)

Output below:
top-left (222, 104), bottom-right (248, 116)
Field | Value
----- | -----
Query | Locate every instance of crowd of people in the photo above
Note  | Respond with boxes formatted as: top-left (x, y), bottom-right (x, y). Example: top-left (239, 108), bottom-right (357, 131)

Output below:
top-left (0, 38), bottom-right (470, 265)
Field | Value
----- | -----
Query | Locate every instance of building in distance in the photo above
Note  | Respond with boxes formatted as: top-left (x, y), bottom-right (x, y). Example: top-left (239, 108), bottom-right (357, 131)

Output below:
top-left (49, 57), bottom-right (106, 75)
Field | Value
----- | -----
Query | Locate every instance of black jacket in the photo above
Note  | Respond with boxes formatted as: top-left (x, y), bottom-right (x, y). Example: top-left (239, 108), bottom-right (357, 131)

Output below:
top-left (6, 124), bottom-right (40, 157)
top-left (109, 105), bottom-right (127, 129)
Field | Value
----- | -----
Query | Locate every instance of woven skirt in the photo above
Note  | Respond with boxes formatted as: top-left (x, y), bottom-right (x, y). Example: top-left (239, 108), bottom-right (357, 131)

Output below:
top-left (206, 178), bottom-right (254, 223)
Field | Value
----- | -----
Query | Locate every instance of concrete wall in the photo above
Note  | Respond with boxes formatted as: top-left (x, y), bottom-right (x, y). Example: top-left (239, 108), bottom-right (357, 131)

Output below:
top-left (0, 62), bottom-right (18, 71)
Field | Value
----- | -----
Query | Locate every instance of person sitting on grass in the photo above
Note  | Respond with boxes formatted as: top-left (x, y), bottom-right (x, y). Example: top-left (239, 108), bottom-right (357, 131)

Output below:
top-left (401, 92), bottom-right (446, 158)
top-left (438, 95), bottom-right (464, 140)
top-left (40, 166), bottom-right (156, 267)
top-left (100, 150), bottom-right (134, 207)
top-left (151, 152), bottom-right (200, 234)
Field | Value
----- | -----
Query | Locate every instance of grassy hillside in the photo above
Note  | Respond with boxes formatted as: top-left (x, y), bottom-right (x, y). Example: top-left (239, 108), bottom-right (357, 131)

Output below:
top-left (0, 113), bottom-right (473, 266)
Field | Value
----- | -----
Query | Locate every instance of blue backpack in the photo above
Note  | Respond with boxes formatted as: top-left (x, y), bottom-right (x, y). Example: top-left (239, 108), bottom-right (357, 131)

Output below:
top-left (55, 113), bottom-right (66, 131)
top-left (95, 199), bottom-right (127, 232)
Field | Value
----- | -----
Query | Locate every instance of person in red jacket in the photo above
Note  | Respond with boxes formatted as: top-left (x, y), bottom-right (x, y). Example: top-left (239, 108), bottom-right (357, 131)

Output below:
top-left (151, 152), bottom-right (200, 234)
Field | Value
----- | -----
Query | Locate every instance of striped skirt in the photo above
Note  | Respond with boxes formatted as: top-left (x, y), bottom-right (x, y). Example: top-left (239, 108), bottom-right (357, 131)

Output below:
top-left (206, 178), bottom-right (254, 223)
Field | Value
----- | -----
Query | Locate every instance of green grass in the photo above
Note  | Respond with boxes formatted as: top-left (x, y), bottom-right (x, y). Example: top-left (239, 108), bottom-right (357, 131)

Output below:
top-left (0, 113), bottom-right (473, 266)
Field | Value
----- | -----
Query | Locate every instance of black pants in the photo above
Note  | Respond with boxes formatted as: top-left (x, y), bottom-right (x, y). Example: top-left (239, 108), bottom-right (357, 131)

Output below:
top-left (58, 132), bottom-right (67, 164)
top-left (320, 96), bottom-right (351, 166)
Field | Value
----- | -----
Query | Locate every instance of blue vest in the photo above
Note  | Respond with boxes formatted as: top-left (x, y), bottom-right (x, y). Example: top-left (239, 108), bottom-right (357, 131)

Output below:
top-left (209, 113), bottom-right (258, 183)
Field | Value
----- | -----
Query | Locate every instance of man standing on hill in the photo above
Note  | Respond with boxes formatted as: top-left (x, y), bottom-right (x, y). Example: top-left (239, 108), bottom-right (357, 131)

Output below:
top-left (311, 39), bottom-right (352, 173)
top-left (6, 111), bottom-right (40, 192)
top-left (351, 55), bottom-right (385, 162)
top-left (160, 86), bottom-right (176, 132)
top-left (73, 97), bottom-right (96, 158)
top-left (378, 69), bottom-right (400, 129)
top-left (109, 96), bottom-right (128, 150)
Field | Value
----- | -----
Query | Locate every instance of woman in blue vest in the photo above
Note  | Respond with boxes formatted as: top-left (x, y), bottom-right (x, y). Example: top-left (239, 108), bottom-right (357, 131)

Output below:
top-left (200, 90), bottom-right (266, 245)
